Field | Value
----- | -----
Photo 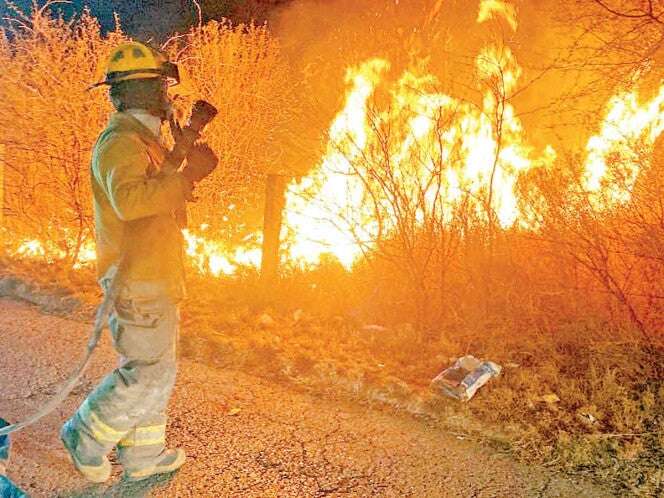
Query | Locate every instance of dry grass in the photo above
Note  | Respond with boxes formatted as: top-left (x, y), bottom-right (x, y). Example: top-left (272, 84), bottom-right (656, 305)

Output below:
top-left (170, 267), bottom-right (662, 497)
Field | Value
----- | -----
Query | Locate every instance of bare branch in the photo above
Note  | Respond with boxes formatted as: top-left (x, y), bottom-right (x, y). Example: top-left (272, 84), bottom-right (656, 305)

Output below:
top-left (592, 0), bottom-right (664, 24)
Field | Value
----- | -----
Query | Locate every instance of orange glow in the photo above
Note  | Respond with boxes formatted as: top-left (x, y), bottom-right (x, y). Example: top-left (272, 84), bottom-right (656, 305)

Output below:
top-left (11, 237), bottom-right (96, 269)
top-left (9, 228), bottom-right (262, 276)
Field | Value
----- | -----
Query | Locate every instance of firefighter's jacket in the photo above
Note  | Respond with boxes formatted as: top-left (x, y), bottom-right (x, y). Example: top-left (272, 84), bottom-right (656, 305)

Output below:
top-left (91, 112), bottom-right (192, 298)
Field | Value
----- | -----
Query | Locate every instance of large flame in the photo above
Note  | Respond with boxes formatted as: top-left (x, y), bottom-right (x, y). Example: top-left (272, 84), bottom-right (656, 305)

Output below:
top-left (282, 58), bottom-right (389, 268)
top-left (477, 0), bottom-right (518, 30)
top-left (183, 226), bottom-right (262, 277)
top-left (582, 84), bottom-right (664, 204)
top-left (282, 0), bottom-right (551, 268)
top-left (283, 1), bottom-right (664, 268)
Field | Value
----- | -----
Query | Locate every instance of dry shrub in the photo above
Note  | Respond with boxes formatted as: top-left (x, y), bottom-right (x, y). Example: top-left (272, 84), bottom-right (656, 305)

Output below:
top-left (329, 128), bottom-right (664, 348)
top-left (0, 6), bottom-right (124, 263)
top-left (530, 145), bottom-right (664, 345)
top-left (164, 19), bottom-right (301, 240)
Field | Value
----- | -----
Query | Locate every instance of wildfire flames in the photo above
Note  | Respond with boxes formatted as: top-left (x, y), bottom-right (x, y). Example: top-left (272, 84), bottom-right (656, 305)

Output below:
top-left (6, 0), bottom-right (664, 275)
top-left (13, 236), bottom-right (96, 270)
top-left (582, 85), bottom-right (664, 204)
top-left (182, 227), bottom-right (262, 277)
top-left (283, 0), bottom-right (664, 268)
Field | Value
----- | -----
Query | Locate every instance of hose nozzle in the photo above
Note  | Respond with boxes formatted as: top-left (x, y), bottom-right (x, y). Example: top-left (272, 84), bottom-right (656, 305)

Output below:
top-left (190, 100), bottom-right (218, 133)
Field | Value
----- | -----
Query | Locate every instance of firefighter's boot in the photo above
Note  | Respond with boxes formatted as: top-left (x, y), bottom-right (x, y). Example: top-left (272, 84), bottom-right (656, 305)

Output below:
top-left (60, 420), bottom-right (112, 483)
top-left (123, 448), bottom-right (186, 482)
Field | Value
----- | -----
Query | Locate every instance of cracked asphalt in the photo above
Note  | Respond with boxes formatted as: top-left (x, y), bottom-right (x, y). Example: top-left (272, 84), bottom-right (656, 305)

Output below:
top-left (0, 298), bottom-right (608, 497)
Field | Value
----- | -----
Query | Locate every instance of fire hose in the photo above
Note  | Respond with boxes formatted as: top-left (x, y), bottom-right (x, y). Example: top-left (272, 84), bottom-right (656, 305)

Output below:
top-left (0, 100), bottom-right (218, 437)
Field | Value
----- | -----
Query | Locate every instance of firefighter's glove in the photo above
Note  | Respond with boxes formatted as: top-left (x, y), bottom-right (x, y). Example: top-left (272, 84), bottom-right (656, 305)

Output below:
top-left (171, 118), bottom-right (200, 151)
top-left (182, 143), bottom-right (218, 184)
top-left (163, 122), bottom-right (200, 174)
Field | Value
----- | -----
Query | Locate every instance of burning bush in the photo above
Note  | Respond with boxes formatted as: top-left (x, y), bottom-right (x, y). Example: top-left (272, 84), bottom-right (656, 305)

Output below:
top-left (163, 18), bottom-right (303, 241)
top-left (0, 7), bottom-right (120, 265)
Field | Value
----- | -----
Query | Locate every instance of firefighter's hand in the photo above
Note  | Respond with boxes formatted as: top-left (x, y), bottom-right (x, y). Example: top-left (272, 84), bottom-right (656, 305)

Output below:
top-left (171, 120), bottom-right (200, 150)
top-left (182, 144), bottom-right (218, 184)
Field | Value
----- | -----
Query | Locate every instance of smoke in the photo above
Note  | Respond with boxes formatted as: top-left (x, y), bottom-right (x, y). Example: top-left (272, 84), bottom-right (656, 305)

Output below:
top-left (269, 0), bottom-right (483, 105)
top-left (266, 0), bottom-right (612, 154)
top-left (263, 0), bottom-right (491, 174)
top-left (1, 1), bottom-right (196, 41)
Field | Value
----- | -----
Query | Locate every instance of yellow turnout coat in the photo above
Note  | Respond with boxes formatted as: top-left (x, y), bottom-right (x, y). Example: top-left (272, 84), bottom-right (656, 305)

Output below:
top-left (91, 112), bottom-right (191, 298)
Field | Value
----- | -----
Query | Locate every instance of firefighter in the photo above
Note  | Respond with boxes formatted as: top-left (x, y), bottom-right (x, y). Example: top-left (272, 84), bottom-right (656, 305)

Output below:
top-left (60, 42), bottom-right (217, 483)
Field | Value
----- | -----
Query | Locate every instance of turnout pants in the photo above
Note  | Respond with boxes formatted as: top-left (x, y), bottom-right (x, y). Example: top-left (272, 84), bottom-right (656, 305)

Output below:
top-left (66, 287), bottom-right (179, 472)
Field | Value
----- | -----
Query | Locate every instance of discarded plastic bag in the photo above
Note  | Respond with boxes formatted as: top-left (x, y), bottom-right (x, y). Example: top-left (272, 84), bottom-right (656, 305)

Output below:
top-left (431, 355), bottom-right (502, 401)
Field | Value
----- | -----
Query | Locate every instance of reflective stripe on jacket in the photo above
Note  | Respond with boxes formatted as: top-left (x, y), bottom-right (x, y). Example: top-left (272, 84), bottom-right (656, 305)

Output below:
top-left (91, 112), bottom-right (191, 298)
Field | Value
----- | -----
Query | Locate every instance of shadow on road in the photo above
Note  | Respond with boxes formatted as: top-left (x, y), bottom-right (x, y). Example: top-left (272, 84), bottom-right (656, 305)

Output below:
top-left (60, 472), bottom-right (177, 498)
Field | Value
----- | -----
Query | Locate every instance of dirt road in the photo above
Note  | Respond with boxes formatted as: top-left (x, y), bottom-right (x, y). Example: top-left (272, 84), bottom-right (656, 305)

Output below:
top-left (0, 298), bottom-right (607, 497)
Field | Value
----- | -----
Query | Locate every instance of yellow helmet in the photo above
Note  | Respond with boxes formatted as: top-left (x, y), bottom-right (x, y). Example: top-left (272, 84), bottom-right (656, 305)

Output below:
top-left (91, 41), bottom-right (180, 87)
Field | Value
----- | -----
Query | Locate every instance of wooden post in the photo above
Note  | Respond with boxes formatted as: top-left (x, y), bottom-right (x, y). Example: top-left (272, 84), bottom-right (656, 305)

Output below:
top-left (260, 174), bottom-right (287, 284)
top-left (0, 145), bottom-right (4, 246)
